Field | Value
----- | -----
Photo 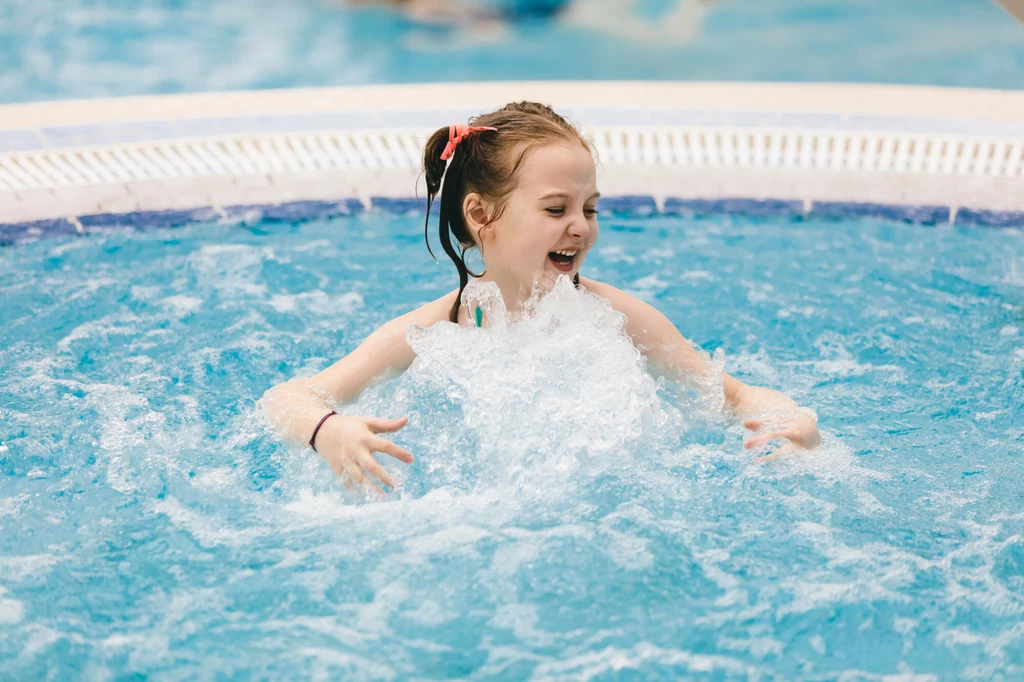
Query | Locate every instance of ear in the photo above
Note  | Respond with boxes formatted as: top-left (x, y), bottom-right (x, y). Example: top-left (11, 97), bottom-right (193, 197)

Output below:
top-left (463, 192), bottom-right (495, 244)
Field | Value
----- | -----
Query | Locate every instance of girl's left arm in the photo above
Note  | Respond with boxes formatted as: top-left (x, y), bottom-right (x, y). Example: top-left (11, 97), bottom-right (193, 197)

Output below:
top-left (581, 278), bottom-right (821, 452)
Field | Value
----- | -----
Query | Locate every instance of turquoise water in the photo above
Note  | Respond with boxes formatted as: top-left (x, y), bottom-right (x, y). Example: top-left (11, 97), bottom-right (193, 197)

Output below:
top-left (2, 0), bottom-right (1023, 104)
top-left (1, 212), bottom-right (1023, 678)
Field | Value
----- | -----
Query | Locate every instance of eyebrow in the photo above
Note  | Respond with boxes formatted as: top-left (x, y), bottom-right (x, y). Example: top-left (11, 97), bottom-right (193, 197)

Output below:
top-left (538, 191), bottom-right (602, 201)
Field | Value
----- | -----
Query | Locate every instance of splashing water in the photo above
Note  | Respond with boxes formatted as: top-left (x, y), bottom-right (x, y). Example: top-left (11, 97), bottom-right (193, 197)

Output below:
top-left (342, 276), bottom-right (719, 500)
top-left (1, 213), bottom-right (1022, 679)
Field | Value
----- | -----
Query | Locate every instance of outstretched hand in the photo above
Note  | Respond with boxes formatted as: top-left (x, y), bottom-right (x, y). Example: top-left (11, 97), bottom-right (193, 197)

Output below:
top-left (315, 415), bottom-right (414, 495)
top-left (743, 410), bottom-right (821, 461)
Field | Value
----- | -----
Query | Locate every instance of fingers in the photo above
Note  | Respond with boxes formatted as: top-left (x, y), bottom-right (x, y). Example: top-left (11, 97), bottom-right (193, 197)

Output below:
top-left (359, 416), bottom-right (409, 434)
top-left (744, 429), bottom-right (790, 449)
top-left (341, 457), bottom-right (367, 487)
top-left (755, 443), bottom-right (798, 463)
top-left (324, 418), bottom-right (414, 496)
top-left (743, 418), bottom-right (765, 431)
top-left (330, 458), bottom-right (352, 489)
top-left (330, 445), bottom-right (404, 495)
top-left (359, 455), bottom-right (396, 490)
top-left (341, 456), bottom-right (384, 497)
top-left (368, 435), bottom-right (415, 463)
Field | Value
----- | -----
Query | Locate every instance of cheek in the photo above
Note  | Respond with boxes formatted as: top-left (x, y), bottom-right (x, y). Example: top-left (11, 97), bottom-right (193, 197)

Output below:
top-left (492, 229), bottom-right (539, 265)
top-left (507, 221), bottom-right (550, 258)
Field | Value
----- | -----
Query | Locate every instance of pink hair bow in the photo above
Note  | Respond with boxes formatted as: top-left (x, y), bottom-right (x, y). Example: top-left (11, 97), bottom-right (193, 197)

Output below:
top-left (440, 123), bottom-right (497, 161)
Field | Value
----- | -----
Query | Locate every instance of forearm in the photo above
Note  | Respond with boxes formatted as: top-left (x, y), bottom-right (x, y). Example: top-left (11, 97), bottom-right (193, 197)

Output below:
top-left (258, 379), bottom-right (337, 448)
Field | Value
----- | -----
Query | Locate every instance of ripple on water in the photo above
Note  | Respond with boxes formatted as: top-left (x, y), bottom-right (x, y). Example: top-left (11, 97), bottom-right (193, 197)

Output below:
top-left (0, 215), bottom-right (1022, 678)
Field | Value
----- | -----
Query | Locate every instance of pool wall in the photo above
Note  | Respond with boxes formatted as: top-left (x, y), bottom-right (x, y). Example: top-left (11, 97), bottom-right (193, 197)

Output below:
top-left (1, 81), bottom-right (1023, 238)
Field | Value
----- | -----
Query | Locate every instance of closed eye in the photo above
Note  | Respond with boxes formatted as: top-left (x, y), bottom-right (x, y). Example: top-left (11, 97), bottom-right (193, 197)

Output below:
top-left (545, 207), bottom-right (565, 216)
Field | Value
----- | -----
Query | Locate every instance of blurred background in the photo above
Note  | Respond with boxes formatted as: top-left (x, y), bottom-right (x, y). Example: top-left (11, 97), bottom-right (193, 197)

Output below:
top-left (2, 0), bottom-right (1022, 105)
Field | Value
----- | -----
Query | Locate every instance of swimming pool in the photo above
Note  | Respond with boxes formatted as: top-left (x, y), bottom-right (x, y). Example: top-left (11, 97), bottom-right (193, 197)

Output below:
top-left (3, 0), bottom-right (1023, 676)
top-left (1, 207), bottom-right (1022, 678)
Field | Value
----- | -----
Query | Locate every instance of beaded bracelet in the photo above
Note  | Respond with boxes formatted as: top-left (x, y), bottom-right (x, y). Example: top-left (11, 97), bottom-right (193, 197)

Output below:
top-left (309, 410), bottom-right (338, 452)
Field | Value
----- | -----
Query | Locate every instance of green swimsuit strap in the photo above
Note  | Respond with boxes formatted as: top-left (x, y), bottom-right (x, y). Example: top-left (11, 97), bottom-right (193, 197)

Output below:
top-left (474, 306), bottom-right (483, 328)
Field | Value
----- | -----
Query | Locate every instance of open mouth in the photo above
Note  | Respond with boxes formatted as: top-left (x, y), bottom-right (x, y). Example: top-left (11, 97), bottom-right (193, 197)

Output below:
top-left (548, 249), bottom-right (577, 272)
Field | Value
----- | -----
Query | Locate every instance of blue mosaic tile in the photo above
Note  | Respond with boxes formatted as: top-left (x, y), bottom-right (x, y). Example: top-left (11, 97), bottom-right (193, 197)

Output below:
top-left (222, 199), bottom-right (365, 223)
top-left (0, 218), bottom-right (78, 245)
top-left (810, 201), bottom-right (950, 225)
top-left (371, 196), bottom-right (427, 213)
top-left (218, 205), bottom-right (264, 222)
top-left (664, 198), bottom-right (803, 216)
top-left (77, 207), bottom-right (221, 231)
top-left (4, 197), bottom-right (1020, 250)
top-left (597, 195), bottom-right (658, 215)
top-left (0, 129), bottom-right (45, 152)
top-left (955, 208), bottom-right (1024, 228)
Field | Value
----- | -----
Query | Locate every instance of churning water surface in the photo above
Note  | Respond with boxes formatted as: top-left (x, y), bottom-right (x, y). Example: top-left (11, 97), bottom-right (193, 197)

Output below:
top-left (1, 211), bottom-right (1023, 679)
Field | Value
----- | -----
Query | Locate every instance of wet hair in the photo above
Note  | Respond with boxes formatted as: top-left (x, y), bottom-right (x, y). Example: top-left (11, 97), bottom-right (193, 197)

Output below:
top-left (422, 101), bottom-right (591, 323)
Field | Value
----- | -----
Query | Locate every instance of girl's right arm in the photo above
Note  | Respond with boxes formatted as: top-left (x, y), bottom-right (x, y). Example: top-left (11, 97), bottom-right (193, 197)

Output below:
top-left (259, 290), bottom-right (458, 492)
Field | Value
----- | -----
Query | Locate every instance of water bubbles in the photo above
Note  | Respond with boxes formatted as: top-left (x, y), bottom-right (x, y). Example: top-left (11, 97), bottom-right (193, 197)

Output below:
top-left (5, 214), bottom-right (1021, 678)
top-left (350, 275), bottom-right (727, 500)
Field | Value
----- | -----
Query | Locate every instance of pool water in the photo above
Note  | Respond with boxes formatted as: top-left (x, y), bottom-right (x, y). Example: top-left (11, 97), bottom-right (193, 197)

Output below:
top-left (1, 211), bottom-right (1022, 678)
top-left (2, 0), bottom-right (1023, 104)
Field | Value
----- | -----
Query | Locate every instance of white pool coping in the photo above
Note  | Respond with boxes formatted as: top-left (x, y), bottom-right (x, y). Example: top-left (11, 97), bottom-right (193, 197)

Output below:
top-left (1, 81), bottom-right (1023, 229)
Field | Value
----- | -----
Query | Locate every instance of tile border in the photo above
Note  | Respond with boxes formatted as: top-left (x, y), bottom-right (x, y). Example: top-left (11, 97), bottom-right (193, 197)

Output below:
top-left (3, 196), bottom-right (1021, 246)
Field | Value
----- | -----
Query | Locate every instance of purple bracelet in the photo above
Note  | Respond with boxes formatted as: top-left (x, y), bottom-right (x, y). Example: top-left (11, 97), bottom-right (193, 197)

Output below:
top-left (309, 411), bottom-right (338, 452)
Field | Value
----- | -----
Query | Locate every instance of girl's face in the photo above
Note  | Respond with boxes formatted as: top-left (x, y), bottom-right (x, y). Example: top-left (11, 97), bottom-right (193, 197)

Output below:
top-left (469, 142), bottom-right (600, 301)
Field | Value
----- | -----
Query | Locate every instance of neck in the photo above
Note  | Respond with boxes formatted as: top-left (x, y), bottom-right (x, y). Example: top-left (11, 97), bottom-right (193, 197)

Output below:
top-left (474, 271), bottom-right (534, 314)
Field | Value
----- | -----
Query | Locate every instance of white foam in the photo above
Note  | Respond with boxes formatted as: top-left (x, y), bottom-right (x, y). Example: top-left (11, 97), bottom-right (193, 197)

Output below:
top-left (162, 294), bottom-right (203, 316)
top-left (21, 625), bottom-right (64, 658)
top-left (534, 642), bottom-right (754, 678)
top-left (0, 554), bottom-right (61, 581)
top-left (187, 243), bottom-right (272, 297)
top-left (56, 314), bottom-right (142, 351)
top-left (191, 467), bottom-right (239, 491)
top-left (403, 599), bottom-right (455, 626)
top-left (0, 494), bottom-right (31, 518)
top-left (0, 587), bottom-right (24, 624)
top-left (268, 290), bottom-right (363, 315)
top-left (399, 276), bottom-right (699, 496)
top-left (294, 647), bottom-right (398, 680)
top-left (152, 497), bottom-right (270, 548)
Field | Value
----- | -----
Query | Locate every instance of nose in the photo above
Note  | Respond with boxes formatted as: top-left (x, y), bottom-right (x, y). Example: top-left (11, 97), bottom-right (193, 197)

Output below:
top-left (568, 211), bottom-right (591, 240)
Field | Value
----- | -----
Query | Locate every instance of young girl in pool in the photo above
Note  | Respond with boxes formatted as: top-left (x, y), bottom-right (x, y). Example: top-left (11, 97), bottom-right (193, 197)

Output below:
top-left (264, 101), bottom-right (821, 493)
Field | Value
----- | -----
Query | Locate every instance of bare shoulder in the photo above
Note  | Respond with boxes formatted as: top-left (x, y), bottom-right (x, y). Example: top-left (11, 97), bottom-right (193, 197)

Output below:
top-left (578, 277), bottom-right (709, 377)
top-left (387, 288), bottom-right (460, 330)
top-left (578, 275), bottom-right (692, 352)
top-left (578, 277), bottom-right (663, 329)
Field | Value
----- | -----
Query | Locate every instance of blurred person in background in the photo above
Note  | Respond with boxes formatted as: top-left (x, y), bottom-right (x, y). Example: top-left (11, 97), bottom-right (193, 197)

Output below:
top-left (347, 0), bottom-right (722, 45)
top-left (995, 0), bottom-right (1024, 24)
top-left (346, 0), bottom-right (571, 23)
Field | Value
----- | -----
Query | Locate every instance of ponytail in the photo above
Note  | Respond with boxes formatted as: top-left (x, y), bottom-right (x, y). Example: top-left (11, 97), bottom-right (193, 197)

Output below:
top-left (422, 126), bottom-right (448, 264)
top-left (422, 125), bottom-right (491, 323)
